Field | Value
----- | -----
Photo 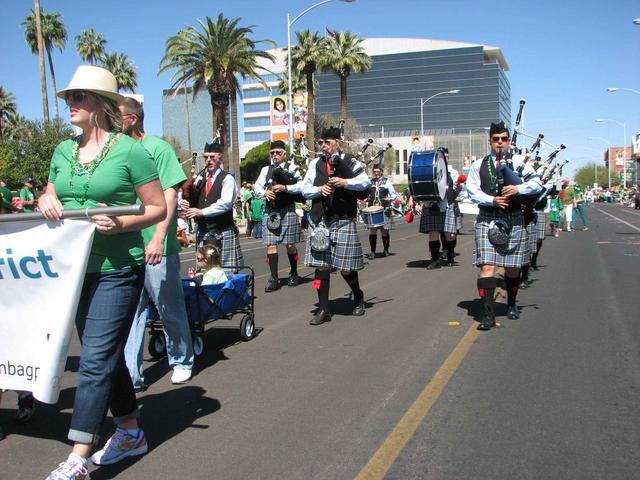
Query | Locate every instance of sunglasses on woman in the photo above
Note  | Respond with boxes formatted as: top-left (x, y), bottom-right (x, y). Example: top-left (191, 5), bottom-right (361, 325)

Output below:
top-left (65, 91), bottom-right (89, 106)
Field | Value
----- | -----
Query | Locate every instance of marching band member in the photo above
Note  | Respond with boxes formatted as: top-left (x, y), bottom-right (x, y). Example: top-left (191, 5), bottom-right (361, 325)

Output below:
top-left (466, 121), bottom-right (543, 330)
top-left (366, 164), bottom-right (397, 259)
top-left (182, 140), bottom-right (244, 273)
top-left (440, 161), bottom-right (461, 266)
top-left (254, 140), bottom-right (304, 292)
top-left (302, 127), bottom-right (370, 325)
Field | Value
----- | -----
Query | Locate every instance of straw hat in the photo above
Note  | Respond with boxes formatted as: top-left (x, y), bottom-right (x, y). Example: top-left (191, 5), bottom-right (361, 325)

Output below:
top-left (57, 65), bottom-right (124, 103)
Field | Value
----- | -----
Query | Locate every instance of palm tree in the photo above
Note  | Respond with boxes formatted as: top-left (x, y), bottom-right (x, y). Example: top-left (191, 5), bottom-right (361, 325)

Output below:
top-left (4, 113), bottom-right (31, 140)
top-left (289, 30), bottom-right (327, 153)
top-left (101, 52), bottom-right (137, 92)
top-left (0, 86), bottom-right (18, 139)
top-left (33, 0), bottom-right (49, 124)
top-left (159, 14), bottom-right (275, 179)
top-left (75, 28), bottom-right (107, 65)
top-left (23, 8), bottom-right (67, 121)
top-left (323, 30), bottom-right (371, 138)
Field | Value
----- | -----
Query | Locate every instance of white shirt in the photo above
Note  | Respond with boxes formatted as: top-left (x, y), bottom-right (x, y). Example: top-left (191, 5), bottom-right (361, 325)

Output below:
top-left (200, 167), bottom-right (238, 217)
top-left (254, 161), bottom-right (303, 198)
top-left (302, 154), bottom-right (370, 199)
top-left (467, 154), bottom-right (543, 207)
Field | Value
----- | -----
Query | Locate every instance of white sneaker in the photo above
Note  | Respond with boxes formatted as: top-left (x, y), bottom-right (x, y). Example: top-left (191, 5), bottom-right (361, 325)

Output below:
top-left (171, 368), bottom-right (192, 384)
top-left (45, 454), bottom-right (88, 480)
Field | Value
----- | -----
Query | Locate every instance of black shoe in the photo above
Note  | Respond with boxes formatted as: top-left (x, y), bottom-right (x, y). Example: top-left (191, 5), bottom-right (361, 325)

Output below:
top-left (477, 315), bottom-right (496, 331)
top-left (507, 306), bottom-right (520, 319)
top-left (15, 394), bottom-right (35, 424)
top-left (287, 274), bottom-right (300, 287)
top-left (381, 250), bottom-right (388, 258)
top-left (531, 264), bottom-right (539, 271)
top-left (366, 252), bottom-right (376, 260)
top-left (265, 278), bottom-right (279, 293)
top-left (310, 309), bottom-right (332, 325)
top-left (520, 279), bottom-right (530, 289)
top-left (426, 259), bottom-right (441, 270)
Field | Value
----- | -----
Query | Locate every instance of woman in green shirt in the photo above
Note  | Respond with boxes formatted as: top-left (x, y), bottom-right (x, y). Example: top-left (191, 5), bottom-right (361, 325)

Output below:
top-left (38, 65), bottom-right (166, 480)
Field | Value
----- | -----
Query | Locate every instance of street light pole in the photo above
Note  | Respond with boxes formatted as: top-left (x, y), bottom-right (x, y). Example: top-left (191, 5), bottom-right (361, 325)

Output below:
top-left (286, 0), bottom-right (356, 147)
top-left (596, 118), bottom-right (627, 188)
top-left (420, 89), bottom-right (460, 137)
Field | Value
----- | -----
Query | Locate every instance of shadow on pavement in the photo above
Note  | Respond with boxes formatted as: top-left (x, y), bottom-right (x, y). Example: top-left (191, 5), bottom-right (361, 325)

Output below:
top-left (406, 260), bottom-right (430, 268)
top-left (91, 385), bottom-right (221, 480)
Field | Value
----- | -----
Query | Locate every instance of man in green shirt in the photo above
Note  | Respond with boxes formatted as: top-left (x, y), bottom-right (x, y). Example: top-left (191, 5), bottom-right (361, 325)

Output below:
top-left (0, 179), bottom-right (14, 212)
top-left (120, 97), bottom-right (194, 388)
top-left (19, 177), bottom-right (37, 212)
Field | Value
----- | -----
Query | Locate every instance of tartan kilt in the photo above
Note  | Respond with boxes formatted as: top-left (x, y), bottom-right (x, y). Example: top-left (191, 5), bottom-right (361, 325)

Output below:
top-left (523, 221), bottom-right (537, 265)
top-left (535, 211), bottom-right (546, 240)
top-left (197, 225), bottom-right (244, 272)
top-left (419, 206), bottom-right (456, 234)
top-left (305, 217), bottom-right (364, 271)
top-left (473, 210), bottom-right (527, 268)
top-left (262, 205), bottom-right (302, 245)
top-left (454, 203), bottom-right (463, 231)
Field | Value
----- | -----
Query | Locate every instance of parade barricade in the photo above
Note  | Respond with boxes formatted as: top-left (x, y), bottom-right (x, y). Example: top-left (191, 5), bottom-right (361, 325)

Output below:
top-left (0, 205), bottom-right (142, 403)
top-left (146, 266), bottom-right (256, 359)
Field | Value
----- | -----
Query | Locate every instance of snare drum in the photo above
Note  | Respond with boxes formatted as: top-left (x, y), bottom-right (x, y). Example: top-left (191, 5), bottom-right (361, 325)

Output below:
top-left (408, 150), bottom-right (448, 202)
top-left (361, 205), bottom-right (385, 228)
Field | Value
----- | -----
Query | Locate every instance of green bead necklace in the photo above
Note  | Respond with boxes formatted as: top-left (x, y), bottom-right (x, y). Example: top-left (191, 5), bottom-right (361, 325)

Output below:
top-left (69, 131), bottom-right (120, 203)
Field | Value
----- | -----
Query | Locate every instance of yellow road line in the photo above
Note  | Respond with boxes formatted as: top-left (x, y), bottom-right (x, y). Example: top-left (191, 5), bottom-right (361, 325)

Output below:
top-left (354, 320), bottom-right (480, 480)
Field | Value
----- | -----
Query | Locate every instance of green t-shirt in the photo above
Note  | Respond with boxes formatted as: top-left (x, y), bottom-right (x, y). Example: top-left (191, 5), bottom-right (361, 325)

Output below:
top-left (250, 198), bottom-right (265, 221)
top-left (564, 187), bottom-right (576, 204)
top-left (138, 135), bottom-right (186, 256)
top-left (48, 134), bottom-right (159, 273)
top-left (0, 185), bottom-right (13, 211)
top-left (19, 187), bottom-right (36, 212)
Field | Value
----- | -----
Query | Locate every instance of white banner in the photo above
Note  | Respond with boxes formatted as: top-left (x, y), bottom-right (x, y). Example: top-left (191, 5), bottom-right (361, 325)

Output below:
top-left (0, 219), bottom-right (95, 403)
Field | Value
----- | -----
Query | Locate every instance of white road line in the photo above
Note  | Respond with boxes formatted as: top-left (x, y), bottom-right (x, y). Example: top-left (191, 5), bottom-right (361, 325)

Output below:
top-left (596, 208), bottom-right (640, 233)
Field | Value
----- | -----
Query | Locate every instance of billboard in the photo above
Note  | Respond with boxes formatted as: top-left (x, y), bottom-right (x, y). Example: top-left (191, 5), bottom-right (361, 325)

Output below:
top-left (270, 93), bottom-right (308, 142)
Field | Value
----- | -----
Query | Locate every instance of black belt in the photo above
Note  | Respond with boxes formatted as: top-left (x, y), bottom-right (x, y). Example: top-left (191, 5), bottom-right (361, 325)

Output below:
top-left (478, 205), bottom-right (521, 214)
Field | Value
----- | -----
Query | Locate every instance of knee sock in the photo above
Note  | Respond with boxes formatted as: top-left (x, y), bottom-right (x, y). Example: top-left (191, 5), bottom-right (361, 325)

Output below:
top-left (521, 265), bottom-right (529, 282)
top-left (341, 270), bottom-right (363, 301)
top-left (287, 252), bottom-right (299, 276)
top-left (382, 234), bottom-right (390, 252)
top-left (428, 240), bottom-right (441, 261)
top-left (313, 269), bottom-right (330, 312)
top-left (505, 274), bottom-right (521, 307)
top-left (531, 240), bottom-right (543, 267)
top-left (477, 277), bottom-right (496, 317)
top-left (267, 253), bottom-right (278, 280)
top-left (444, 239), bottom-right (455, 262)
top-left (369, 234), bottom-right (377, 253)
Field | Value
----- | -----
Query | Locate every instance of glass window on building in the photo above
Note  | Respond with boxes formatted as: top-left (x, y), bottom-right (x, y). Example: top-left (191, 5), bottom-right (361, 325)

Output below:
top-left (245, 131), bottom-right (270, 143)
top-left (245, 117), bottom-right (271, 128)
top-left (244, 102), bottom-right (270, 113)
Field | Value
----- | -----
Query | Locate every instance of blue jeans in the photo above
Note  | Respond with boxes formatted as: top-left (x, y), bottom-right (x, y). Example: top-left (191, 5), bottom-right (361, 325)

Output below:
top-left (125, 254), bottom-right (193, 389)
top-left (69, 266), bottom-right (144, 445)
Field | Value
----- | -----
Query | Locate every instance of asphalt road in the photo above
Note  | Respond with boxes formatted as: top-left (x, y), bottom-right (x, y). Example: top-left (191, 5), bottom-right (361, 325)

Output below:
top-left (2, 203), bottom-right (639, 479)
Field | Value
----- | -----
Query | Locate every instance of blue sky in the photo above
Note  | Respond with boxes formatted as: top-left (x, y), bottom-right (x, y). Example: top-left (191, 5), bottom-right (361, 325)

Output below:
top-left (1, 0), bottom-right (639, 177)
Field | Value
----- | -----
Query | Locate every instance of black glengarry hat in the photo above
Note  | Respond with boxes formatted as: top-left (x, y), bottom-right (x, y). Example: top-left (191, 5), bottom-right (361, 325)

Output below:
top-left (204, 139), bottom-right (223, 153)
top-left (270, 140), bottom-right (286, 150)
top-left (320, 127), bottom-right (341, 140)
top-left (489, 121), bottom-right (509, 137)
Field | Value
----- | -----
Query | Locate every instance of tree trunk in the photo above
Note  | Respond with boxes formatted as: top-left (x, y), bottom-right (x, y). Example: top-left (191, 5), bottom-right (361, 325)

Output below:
top-left (230, 92), bottom-right (240, 187)
top-left (46, 46), bottom-right (59, 121)
top-left (34, 0), bottom-right (50, 124)
top-left (340, 73), bottom-right (348, 138)
top-left (184, 85), bottom-right (192, 154)
top-left (210, 90), bottom-right (229, 171)
top-left (306, 70), bottom-right (315, 154)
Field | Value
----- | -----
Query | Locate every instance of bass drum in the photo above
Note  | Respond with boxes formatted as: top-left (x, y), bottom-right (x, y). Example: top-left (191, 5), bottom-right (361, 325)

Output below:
top-left (408, 149), bottom-right (448, 202)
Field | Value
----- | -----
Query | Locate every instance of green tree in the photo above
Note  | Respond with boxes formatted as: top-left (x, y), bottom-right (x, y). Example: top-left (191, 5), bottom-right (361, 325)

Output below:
top-left (159, 14), bottom-right (275, 182)
top-left (289, 30), bottom-right (327, 152)
top-left (0, 118), bottom-right (73, 189)
top-left (23, 8), bottom-right (67, 121)
top-left (101, 52), bottom-right (138, 92)
top-left (75, 28), bottom-right (106, 65)
top-left (0, 86), bottom-right (17, 139)
top-left (4, 114), bottom-right (31, 141)
top-left (241, 140), bottom-right (290, 183)
top-left (574, 163), bottom-right (611, 188)
top-left (323, 30), bottom-right (371, 138)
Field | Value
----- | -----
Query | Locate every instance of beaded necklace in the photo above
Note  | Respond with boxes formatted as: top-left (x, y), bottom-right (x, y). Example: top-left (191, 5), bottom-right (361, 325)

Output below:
top-left (69, 131), bottom-right (120, 204)
top-left (484, 155), bottom-right (498, 193)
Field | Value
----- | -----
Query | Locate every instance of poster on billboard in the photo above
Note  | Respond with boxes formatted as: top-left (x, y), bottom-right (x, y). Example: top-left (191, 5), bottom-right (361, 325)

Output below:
top-left (270, 93), bottom-right (308, 142)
